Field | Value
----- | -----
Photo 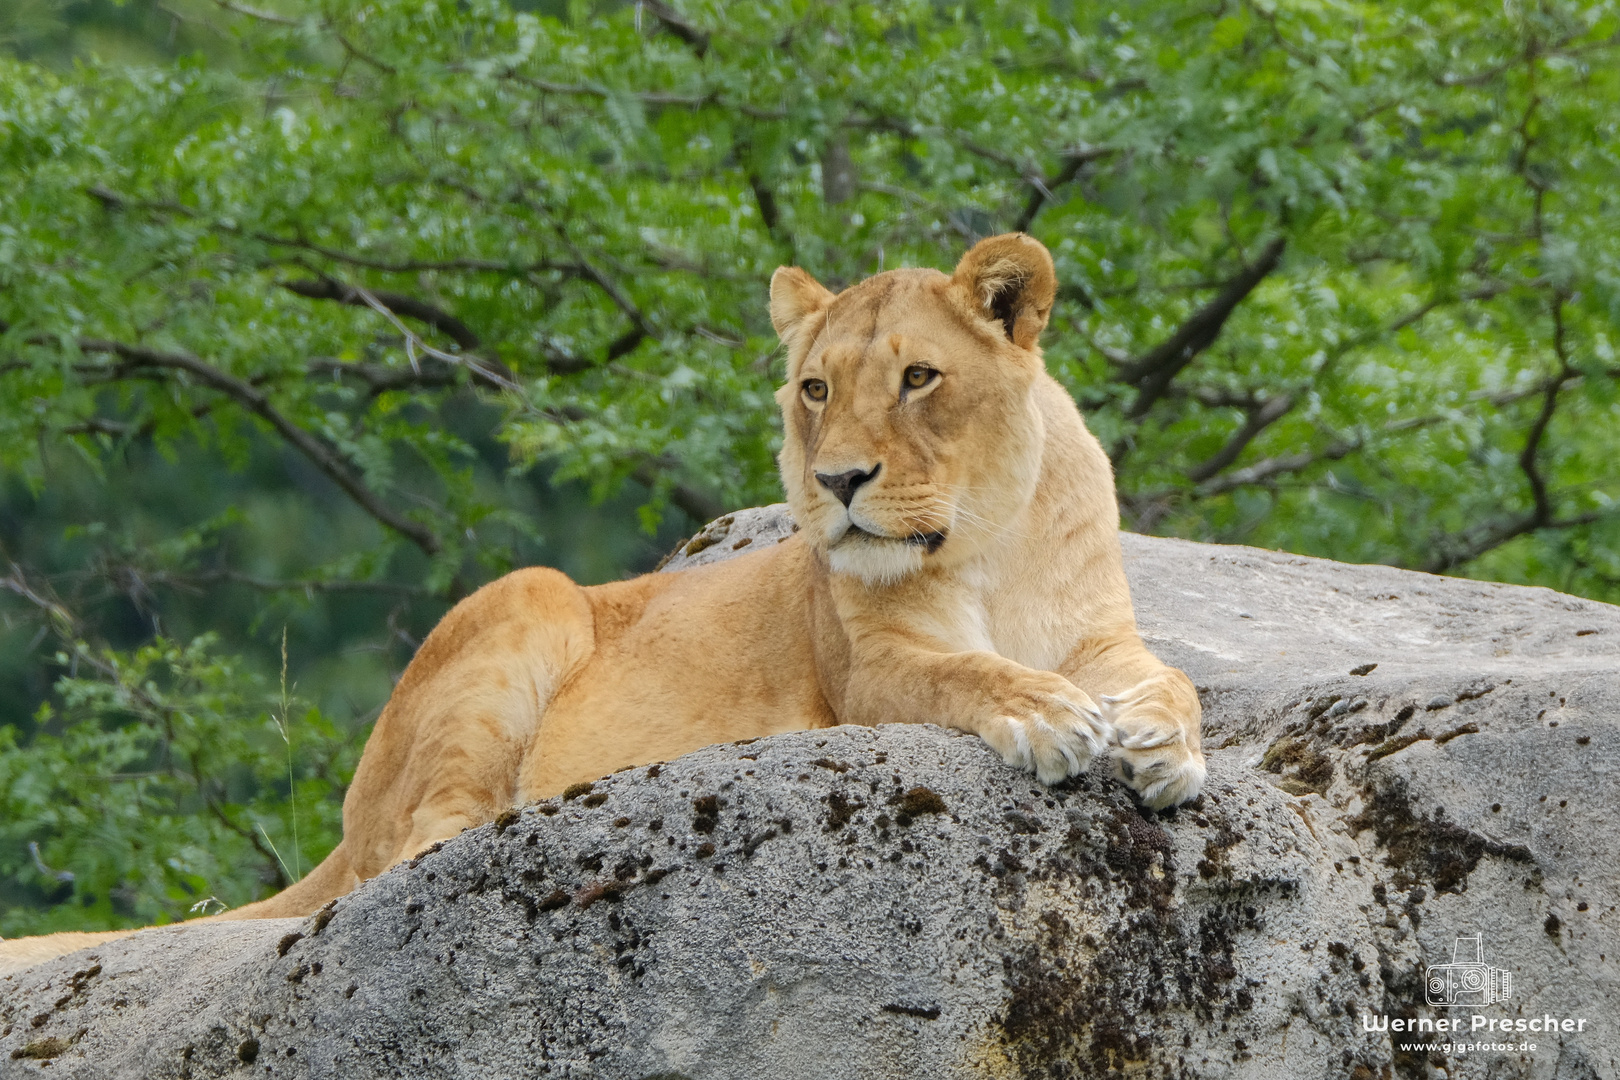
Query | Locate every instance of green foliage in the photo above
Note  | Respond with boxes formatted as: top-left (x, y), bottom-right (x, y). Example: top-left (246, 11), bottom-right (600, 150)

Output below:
top-left (0, 628), bottom-right (353, 935)
top-left (2, 0), bottom-right (248, 68)
top-left (1, 0), bottom-right (1617, 932)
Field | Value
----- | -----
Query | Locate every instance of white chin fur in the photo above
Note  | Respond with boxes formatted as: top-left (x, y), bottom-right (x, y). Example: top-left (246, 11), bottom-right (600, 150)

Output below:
top-left (829, 540), bottom-right (923, 586)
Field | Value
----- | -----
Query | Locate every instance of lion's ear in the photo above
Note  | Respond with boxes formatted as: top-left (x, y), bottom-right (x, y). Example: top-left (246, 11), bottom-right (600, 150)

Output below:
top-left (769, 266), bottom-right (836, 351)
top-left (950, 233), bottom-right (1057, 350)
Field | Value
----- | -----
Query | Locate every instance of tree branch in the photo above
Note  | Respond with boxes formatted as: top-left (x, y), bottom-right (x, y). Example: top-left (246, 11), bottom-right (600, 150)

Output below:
top-left (1418, 509), bottom-right (1608, 575)
top-left (565, 248), bottom-right (656, 360)
top-left (748, 171), bottom-right (782, 234)
top-left (1194, 434), bottom-right (1362, 497)
top-left (1012, 147), bottom-right (1112, 232)
top-left (496, 71), bottom-right (785, 119)
top-left (1423, 298), bottom-right (1580, 573)
top-left (62, 400), bottom-right (218, 441)
top-left (606, 326), bottom-right (648, 362)
top-left (204, 795), bottom-right (292, 888)
top-left (1186, 394), bottom-right (1295, 483)
top-left (280, 278), bottom-right (482, 352)
top-left (11, 313), bottom-right (706, 542)
top-left (1414, 77), bottom-right (1604, 576)
top-left (211, 0), bottom-right (295, 25)
top-left (1118, 237), bottom-right (1287, 418)
top-left (88, 185), bottom-right (567, 277)
top-left (334, 31), bottom-right (396, 75)
top-left (640, 0), bottom-right (710, 55)
top-left (62, 336), bottom-right (444, 557)
top-left (0, 556), bottom-right (174, 709)
top-left (288, 281), bottom-right (549, 393)
top-left (133, 567), bottom-right (432, 599)
top-left (1416, 306), bottom-right (1597, 574)
top-left (61, 417), bottom-right (139, 438)
top-left (1519, 304), bottom-right (1572, 527)
top-left (839, 109), bottom-right (1114, 237)
top-left (287, 280), bottom-right (595, 380)
top-left (1174, 279), bottom-right (1515, 483)
top-left (305, 356), bottom-right (462, 394)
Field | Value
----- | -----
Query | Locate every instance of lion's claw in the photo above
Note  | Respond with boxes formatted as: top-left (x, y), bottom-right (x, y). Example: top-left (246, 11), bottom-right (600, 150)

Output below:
top-left (977, 683), bottom-right (1110, 786)
top-left (1098, 678), bottom-right (1205, 808)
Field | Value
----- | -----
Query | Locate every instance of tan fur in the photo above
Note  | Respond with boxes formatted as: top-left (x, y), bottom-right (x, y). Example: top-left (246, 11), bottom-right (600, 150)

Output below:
top-left (0, 235), bottom-right (1202, 974)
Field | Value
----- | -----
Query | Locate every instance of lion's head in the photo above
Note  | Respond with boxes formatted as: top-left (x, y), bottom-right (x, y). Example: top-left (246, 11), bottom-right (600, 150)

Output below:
top-left (769, 234), bottom-right (1059, 584)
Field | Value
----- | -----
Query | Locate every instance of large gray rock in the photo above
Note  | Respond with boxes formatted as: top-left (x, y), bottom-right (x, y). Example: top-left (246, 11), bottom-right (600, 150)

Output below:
top-left (3, 507), bottom-right (1616, 1080)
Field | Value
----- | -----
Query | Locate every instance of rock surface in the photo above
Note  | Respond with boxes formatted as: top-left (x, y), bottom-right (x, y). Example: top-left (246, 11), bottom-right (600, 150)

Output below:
top-left (3, 506), bottom-right (1617, 1080)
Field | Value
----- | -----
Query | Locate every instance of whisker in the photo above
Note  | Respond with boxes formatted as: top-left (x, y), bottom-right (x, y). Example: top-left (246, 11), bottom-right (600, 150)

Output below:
top-left (859, 488), bottom-right (1039, 545)
top-left (941, 495), bottom-right (1038, 542)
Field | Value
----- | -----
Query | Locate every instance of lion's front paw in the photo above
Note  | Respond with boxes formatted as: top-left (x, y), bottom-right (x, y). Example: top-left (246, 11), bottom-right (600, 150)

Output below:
top-left (976, 676), bottom-right (1112, 786)
top-left (1100, 678), bottom-right (1205, 809)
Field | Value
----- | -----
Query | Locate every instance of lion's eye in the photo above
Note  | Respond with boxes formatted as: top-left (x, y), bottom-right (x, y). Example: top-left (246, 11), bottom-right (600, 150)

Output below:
top-left (903, 366), bottom-right (937, 391)
top-left (802, 379), bottom-right (828, 402)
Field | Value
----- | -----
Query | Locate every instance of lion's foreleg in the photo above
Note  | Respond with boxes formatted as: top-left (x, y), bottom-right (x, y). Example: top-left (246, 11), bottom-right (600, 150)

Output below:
top-left (843, 631), bottom-right (1110, 785)
top-left (1059, 630), bottom-right (1205, 808)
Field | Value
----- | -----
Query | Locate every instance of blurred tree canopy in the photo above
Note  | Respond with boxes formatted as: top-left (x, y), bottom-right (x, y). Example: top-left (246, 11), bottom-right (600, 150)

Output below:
top-left (1, 0), bottom-right (1617, 934)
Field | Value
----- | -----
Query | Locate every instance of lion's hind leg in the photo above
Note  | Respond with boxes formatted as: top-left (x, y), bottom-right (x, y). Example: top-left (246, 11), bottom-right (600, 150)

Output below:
top-left (339, 567), bottom-right (597, 880)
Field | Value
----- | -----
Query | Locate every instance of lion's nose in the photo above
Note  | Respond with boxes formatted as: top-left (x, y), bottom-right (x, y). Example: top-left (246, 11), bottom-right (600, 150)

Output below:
top-left (815, 464), bottom-right (881, 507)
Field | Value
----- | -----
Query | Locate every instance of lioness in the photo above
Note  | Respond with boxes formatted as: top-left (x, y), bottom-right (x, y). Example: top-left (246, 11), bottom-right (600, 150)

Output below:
top-left (0, 233), bottom-right (1203, 973)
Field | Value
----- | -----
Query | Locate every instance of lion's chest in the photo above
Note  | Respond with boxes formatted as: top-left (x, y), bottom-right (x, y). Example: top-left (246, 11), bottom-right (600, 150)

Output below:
top-left (950, 563), bottom-right (1076, 672)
